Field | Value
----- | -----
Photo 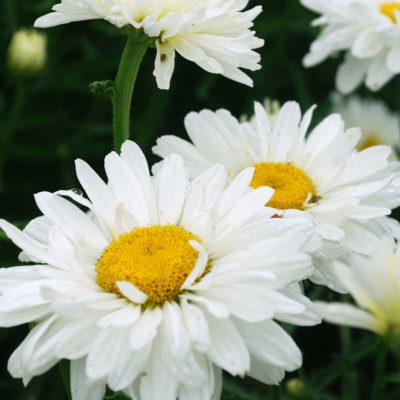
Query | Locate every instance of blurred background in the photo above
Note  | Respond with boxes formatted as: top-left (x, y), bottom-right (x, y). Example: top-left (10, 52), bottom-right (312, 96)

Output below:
top-left (1, 0), bottom-right (400, 399)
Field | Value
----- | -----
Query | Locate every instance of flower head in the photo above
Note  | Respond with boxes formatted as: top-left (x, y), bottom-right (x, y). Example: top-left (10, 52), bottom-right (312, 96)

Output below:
top-left (301, 0), bottom-right (400, 93)
top-left (34, 0), bottom-right (263, 89)
top-left (153, 101), bottom-right (400, 291)
top-left (7, 29), bottom-right (47, 76)
top-left (315, 237), bottom-right (400, 338)
top-left (0, 141), bottom-right (319, 399)
top-left (332, 95), bottom-right (400, 158)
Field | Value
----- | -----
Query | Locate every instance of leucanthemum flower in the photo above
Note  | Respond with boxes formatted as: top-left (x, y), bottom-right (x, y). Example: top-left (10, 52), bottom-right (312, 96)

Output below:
top-left (302, 0), bottom-right (400, 93)
top-left (34, 0), bottom-right (263, 89)
top-left (332, 94), bottom-right (400, 158)
top-left (153, 101), bottom-right (400, 291)
top-left (315, 237), bottom-right (400, 338)
top-left (0, 141), bottom-right (319, 400)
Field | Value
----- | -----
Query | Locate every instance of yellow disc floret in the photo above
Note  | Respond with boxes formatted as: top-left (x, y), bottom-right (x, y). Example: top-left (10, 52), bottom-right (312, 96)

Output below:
top-left (96, 225), bottom-right (202, 307)
top-left (380, 2), bottom-right (400, 22)
top-left (357, 135), bottom-right (383, 151)
top-left (250, 162), bottom-right (317, 210)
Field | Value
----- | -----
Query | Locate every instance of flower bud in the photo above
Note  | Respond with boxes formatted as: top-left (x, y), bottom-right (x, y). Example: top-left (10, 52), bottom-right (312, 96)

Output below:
top-left (286, 378), bottom-right (308, 398)
top-left (7, 29), bottom-right (47, 76)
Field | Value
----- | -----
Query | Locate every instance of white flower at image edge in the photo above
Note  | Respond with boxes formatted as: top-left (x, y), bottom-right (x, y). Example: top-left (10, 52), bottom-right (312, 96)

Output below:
top-left (315, 237), bottom-right (400, 337)
top-left (0, 141), bottom-right (320, 400)
top-left (34, 0), bottom-right (263, 89)
top-left (153, 101), bottom-right (400, 291)
top-left (301, 0), bottom-right (400, 93)
top-left (331, 94), bottom-right (400, 158)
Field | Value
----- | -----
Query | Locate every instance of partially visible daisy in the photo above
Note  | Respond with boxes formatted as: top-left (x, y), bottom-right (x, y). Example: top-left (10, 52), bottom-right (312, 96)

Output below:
top-left (332, 95), bottom-right (400, 158)
top-left (0, 141), bottom-right (319, 399)
top-left (301, 0), bottom-right (400, 93)
top-left (34, 0), bottom-right (264, 89)
top-left (315, 237), bottom-right (400, 338)
top-left (153, 101), bottom-right (400, 291)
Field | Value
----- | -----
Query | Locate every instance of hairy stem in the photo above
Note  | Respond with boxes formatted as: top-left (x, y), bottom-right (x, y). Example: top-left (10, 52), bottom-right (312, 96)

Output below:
top-left (113, 34), bottom-right (150, 152)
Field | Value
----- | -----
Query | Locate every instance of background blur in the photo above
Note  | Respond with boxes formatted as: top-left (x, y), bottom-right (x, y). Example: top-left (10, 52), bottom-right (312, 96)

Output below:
top-left (1, 0), bottom-right (400, 399)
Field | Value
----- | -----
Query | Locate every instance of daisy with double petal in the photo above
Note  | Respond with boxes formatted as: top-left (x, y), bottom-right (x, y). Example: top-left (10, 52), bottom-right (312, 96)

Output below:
top-left (153, 101), bottom-right (400, 291)
top-left (34, 0), bottom-right (263, 89)
top-left (0, 141), bottom-right (319, 400)
top-left (302, 0), bottom-right (400, 93)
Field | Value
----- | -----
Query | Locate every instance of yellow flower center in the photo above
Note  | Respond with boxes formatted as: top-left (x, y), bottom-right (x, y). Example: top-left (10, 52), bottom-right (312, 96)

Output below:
top-left (380, 2), bottom-right (400, 22)
top-left (250, 162), bottom-right (317, 210)
top-left (96, 225), bottom-right (202, 307)
top-left (357, 135), bottom-right (383, 151)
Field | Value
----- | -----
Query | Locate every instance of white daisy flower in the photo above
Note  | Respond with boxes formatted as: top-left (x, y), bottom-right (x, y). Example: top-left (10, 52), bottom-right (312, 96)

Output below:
top-left (0, 141), bottom-right (319, 400)
top-left (34, 0), bottom-right (264, 89)
top-left (315, 236), bottom-right (400, 338)
top-left (301, 0), bottom-right (400, 93)
top-left (153, 101), bottom-right (400, 291)
top-left (332, 94), bottom-right (400, 158)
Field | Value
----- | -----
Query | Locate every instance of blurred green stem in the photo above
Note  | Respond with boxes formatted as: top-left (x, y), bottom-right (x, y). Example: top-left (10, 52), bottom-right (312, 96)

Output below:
top-left (0, 82), bottom-right (26, 190)
top-left (371, 339), bottom-right (388, 400)
top-left (113, 33), bottom-right (150, 152)
top-left (339, 294), bottom-right (358, 400)
top-left (59, 360), bottom-right (72, 400)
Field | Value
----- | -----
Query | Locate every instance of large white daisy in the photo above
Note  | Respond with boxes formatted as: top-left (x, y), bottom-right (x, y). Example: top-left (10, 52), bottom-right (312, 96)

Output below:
top-left (0, 141), bottom-right (319, 400)
top-left (301, 0), bottom-right (400, 93)
top-left (315, 236), bottom-right (400, 338)
top-left (332, 94), bottom-right (400, 158)
top-left (34, 0), bottom-right (263, 89)
top-left (153, 101), bottom-right (400, 291)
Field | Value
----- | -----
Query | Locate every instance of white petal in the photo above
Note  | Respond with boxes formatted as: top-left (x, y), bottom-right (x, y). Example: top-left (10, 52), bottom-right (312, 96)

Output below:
top-left (236, 319), bottom-right (302, 371)
top-left (139, 339), bottom-right (179, 400)
top-left (181, 300), bottom-right (211, 352)
top-left (182, 241), bottom-right (208, 289)
top-left (117, 281), bottom-right (148, 304)
top-left (205, 314), bottom-right (250, 376)
top-left (154, 40), bottom-right (175, 90)
top-left (130, 308), bottom-right (163, 350)
top-left (70, 358), bottom-right (106, 400)
top-left (314, 301), bottom-right (385, 333)
top-left (154, 154), bottom-right (188, 225)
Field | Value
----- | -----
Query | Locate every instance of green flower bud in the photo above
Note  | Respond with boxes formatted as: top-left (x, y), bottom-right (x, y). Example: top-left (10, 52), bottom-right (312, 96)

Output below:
top-left (286, 378), bottom-right (308, 398)
top-left (8, 29), bottom-right (47, 76)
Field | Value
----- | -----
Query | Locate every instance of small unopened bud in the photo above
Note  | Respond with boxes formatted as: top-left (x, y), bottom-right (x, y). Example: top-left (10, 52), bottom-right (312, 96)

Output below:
top-left (8, 29), bottom-right (47, 76)
top-left (286, 378), bottom-right (308, 398)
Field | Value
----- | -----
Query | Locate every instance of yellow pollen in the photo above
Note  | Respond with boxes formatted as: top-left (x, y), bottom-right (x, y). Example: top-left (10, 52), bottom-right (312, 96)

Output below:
top-left (357, 135), bottom-right (383, 151)
top-left (380, 2), bottom-right (400, 22)
top-left (250, 162), bottom-right (317, 210)
top-left (96, 225), bottom-right (203, 307)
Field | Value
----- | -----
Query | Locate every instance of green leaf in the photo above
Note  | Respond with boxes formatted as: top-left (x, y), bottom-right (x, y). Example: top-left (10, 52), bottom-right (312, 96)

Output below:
top-left (384, 373), bottom-right (400, 383)
top-left (89, 80), bottom-right (115, 99)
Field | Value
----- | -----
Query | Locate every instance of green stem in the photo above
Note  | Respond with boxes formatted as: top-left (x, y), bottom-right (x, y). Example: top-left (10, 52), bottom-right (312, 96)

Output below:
top-left (371, 339), bottom-right (388, 400)
top-left (59, 360), bottom-right (72, 400)
top-left (113, 34), bottom-right (150, 152)
top-left (0, 83), bottom-right (26, 190)
top-left (339, 294), bottom-right (358, 400)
